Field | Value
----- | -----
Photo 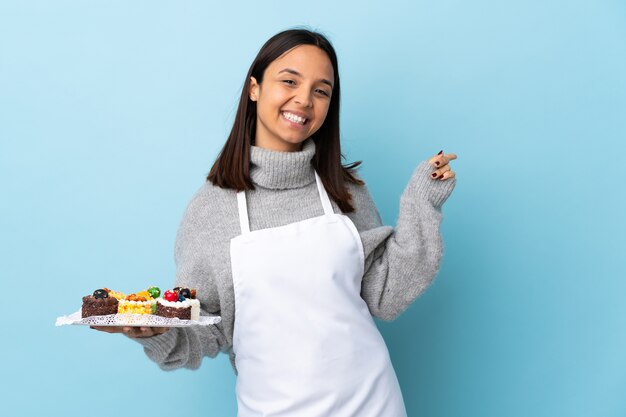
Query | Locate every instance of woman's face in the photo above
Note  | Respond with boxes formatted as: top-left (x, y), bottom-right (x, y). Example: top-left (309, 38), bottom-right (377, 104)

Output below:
top-left (249, 44), bottom-right (334, 152)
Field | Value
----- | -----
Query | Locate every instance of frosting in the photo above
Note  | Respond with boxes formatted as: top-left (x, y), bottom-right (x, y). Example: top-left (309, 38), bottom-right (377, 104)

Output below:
top-left (157, 298), bottom-right (200, 321)
top-left (157, 298), bottom-right (199, 308)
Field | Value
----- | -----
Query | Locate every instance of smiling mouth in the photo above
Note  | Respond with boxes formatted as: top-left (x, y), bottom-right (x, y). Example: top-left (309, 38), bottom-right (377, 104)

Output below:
top-left (281, 111), bottom-right (309, 125)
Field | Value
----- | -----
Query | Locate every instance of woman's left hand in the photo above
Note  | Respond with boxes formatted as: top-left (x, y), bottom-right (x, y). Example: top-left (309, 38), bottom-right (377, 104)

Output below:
top-left (428, 150), bottom-right (457, 181)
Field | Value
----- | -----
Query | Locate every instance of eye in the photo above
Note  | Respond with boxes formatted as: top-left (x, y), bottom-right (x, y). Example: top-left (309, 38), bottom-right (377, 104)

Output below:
top-left (282, 80), bottom-right (330, 97)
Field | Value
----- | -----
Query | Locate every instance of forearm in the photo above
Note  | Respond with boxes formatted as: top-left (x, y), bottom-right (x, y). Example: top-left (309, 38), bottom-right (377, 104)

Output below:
top-left (360, 161), bottom-right (456, 321)
top-left (130, 319), bottom-right (230, 370)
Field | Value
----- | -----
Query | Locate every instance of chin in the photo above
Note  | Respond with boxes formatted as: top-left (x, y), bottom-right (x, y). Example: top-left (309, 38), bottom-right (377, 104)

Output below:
top-left (280, 136), bottom-right (308, 145)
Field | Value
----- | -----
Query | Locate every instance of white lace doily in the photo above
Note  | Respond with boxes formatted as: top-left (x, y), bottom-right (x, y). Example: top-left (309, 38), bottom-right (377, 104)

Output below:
top-left (55, 311), bottom-right (221, 327)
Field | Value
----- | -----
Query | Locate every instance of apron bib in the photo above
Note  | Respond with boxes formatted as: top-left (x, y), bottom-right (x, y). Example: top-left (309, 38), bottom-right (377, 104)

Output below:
top-left (230, 170), bottom-right (407, 417)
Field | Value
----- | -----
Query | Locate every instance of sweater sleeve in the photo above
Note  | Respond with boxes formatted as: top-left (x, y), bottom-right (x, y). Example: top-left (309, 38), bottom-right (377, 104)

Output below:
top-left (348, 160), bottom-right (457, 321)
top-left (129, 187), bottom-right (231, 371)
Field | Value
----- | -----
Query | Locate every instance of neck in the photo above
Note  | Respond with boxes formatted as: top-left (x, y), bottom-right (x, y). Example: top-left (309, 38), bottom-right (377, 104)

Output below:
top-left (249, 137), bottom-right (316, 190)
top-left (254, 136), bottom-right (306, 152)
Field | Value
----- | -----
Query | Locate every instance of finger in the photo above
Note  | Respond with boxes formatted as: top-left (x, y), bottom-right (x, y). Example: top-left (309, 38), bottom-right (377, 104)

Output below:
top-left (428, 154), bottom-right (442, 167)
top-left (429, 165), bottom-right (451, 179)
top-left (123, 328), bottom-right (143, 338)
top-left (429, 155), bottom-right (448, 168)
top-left (133, 327), bottom-right (152, 338)
top-left (137, 328), bottom-right (167, 338)
top-left (439, 170), bottom-right (456, 180)
top-left (123, 327), bottom-right (143, 337)
top-left (90, 326), bottom-right (123, 333)
top-left (430, 152), bottom-right (458, 168)
top-left (141, 327), bottom-right (163, 337)
top-left (125, 327), bottom-right (169, 338)
top-left (147, 327), bottom-right (168, 336)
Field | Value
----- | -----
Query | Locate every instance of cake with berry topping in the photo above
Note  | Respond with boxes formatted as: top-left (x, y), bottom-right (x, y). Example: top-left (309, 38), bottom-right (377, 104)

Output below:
top-left (81, 288), bottom-right (119, 318)
top-left (155, 287), bottom-right (200, 320)
top-left (117, 287), bottom-right (160, 315)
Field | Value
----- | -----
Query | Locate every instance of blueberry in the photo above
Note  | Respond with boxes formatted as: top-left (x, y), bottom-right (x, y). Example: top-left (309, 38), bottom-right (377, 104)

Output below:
top-left (179, 288), bottom-right (191, 299)
top-left (93, 289), bottom-right (109, 299)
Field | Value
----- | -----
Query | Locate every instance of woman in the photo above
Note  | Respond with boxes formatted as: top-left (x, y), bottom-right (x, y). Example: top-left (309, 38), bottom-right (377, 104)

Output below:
top-left (93, 28), bottom-right (457, 416)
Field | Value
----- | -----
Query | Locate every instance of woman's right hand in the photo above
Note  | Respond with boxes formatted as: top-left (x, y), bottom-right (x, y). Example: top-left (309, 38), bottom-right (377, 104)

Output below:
top-left (90, 326), bottom-right (170, 338)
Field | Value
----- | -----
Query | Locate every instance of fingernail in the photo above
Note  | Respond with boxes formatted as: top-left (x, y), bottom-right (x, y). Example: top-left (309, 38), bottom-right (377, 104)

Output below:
top-left (438, 150), bottom-right (443, 155)
top-left (438, 174), bottom-right (444, 179)
top-left (435, 161), bottom-right (440, 166)
top-left (431, 172), bottom-right (437, 177)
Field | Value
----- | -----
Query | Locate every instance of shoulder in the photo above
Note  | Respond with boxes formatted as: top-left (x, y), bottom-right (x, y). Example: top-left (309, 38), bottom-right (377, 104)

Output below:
top-left (179, 180), bottom-right (237, 228)
top-left (344, 171), bottom-right (369, 204)
top-left (343, 172), bottom-right (384, 230)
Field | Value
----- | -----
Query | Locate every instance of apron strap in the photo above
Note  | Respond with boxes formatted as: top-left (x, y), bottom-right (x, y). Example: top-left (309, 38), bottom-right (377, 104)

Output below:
top-left (314, 170), bottom-right (335, 217)
top-left (236, 191), bottom-right (251, 235)
top-left (236, 169), bottom-right (334, 235)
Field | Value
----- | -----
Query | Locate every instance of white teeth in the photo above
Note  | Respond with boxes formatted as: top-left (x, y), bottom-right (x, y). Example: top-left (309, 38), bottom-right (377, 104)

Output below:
top-left (282, 111), bottom-right (306, 125)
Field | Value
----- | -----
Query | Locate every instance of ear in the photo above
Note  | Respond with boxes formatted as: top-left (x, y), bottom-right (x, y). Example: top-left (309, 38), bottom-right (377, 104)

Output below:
top-left (249, 76), bottom-right (259, 101)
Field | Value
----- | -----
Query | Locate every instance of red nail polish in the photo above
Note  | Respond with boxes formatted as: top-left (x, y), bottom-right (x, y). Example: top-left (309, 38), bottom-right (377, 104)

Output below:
top-left (435, 161), bottom-right (440, 166)
top-left (438, 150), bottom-right (443, 155)
top-left (431, 172), bottom-right (437, 177)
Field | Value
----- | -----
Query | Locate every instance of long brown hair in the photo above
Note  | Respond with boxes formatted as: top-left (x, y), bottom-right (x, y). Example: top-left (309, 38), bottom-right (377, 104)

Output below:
top-left (207, 27), bottom-right (364, 213)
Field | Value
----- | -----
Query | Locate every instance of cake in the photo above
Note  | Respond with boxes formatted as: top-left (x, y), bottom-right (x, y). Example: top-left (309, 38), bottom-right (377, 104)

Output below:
top-left (81, 288), bottom-right (119, 318)
top-left (117, 287), bottom-right (160, 315)
top-left (80, 286), bottom-right (199, 319)
top-left (103, 287), bottom-right (126, 300)
top-left (155, 287), bottom-right (200, 320)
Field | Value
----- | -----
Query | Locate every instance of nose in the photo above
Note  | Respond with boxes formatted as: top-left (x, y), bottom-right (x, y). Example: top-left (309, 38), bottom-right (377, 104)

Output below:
top-left (294, 88), bottom-right (313, 107)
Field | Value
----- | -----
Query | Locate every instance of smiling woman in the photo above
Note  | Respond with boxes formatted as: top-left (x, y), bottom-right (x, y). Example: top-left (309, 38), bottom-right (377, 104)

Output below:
top-left (98, 27), bottom-right (457, 417)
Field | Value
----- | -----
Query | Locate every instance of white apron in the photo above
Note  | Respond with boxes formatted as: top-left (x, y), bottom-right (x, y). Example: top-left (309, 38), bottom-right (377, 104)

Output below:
top-left (230, 170), bottom-right (407, 417)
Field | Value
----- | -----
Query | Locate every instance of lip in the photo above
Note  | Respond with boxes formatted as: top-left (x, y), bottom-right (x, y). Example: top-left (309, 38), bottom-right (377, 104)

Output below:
top-left (281, 111), bottom-right (307, 129)
top-left (281, 109), bottom-right (311, 120)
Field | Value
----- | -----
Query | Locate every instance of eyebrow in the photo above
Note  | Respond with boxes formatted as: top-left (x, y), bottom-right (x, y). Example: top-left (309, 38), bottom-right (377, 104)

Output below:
top-left (277, 68), bottom-right (334, 89)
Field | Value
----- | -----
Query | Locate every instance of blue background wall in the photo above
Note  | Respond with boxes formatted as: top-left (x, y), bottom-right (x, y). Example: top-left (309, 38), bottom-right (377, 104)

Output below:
top-left (1, 1), bottom-right (624, 416)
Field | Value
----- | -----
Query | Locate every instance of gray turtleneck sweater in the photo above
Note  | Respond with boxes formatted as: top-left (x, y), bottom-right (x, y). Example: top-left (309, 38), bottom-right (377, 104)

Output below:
top-left (132, 138), bottom-right (456, 375)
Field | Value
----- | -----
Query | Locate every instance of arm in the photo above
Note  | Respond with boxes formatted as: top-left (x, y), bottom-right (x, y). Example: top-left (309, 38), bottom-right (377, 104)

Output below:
top-left (130, 187), bottom-right (231, 370)
top-left (349, 160), bottom-right (457, 321)
top-left (132, 320), bottom-right (229, 371)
